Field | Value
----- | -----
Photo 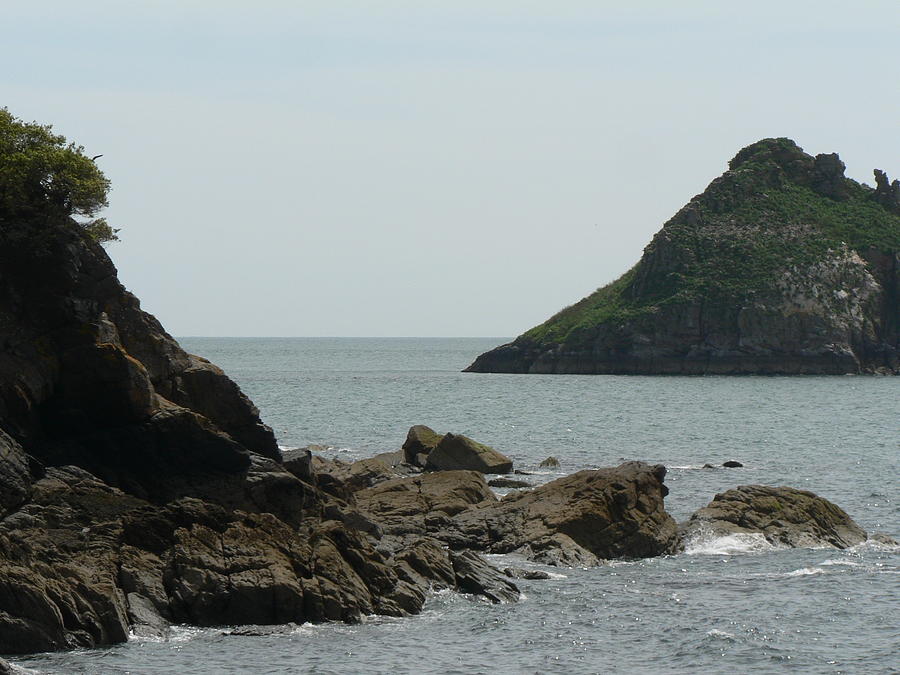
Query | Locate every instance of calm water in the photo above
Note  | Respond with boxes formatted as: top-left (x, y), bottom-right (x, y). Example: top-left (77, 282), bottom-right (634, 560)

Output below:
top-left (13, 338), bottom-right (900, 674)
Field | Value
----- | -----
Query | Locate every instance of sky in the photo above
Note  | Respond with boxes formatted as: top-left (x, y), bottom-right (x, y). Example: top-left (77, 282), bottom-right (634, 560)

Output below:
top-left (3, 1), bottom-right (899, 337)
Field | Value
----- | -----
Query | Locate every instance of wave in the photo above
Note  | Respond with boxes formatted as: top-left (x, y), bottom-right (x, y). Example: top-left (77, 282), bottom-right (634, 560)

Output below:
top-left (682, 530), bottom-right (781, 555)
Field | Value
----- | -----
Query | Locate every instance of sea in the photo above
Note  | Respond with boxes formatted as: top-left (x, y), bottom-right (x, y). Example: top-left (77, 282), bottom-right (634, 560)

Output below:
top-left (11, 338), bottom-right (899, 674)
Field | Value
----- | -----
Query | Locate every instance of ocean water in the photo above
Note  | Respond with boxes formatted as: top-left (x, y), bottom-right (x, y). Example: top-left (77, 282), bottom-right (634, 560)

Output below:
top-left (12, 338), bottom-right (899, 674)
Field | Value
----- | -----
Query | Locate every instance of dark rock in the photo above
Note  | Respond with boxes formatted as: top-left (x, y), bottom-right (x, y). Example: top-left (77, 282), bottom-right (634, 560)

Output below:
top-left (281, 448), bottom-right (315, 483)
top-left (681, 485), bottom-right (868, 549)
top-left (449, 550), bottom-right (520, 603)
top-left (702, 463), bottom-right (716, 469)
top-left (424, 433), bottom-right (513, 474)
top-left (402, 425), bottom-right (444, 466)
top-left (874, 169), bottom-right (900, 214)
top-left (502, 566), bottom-right (551, 580)
top-left (539, 456), bottom-right (560, 468)
top-left (488, 478), bottom-right (532, 489)
top-left (722, 461), bottom-right (743, 468)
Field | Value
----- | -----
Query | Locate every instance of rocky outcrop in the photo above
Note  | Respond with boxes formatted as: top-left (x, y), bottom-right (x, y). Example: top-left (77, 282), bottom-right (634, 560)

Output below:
top-left (424, 433), bottom-right (513, 474)
top-left (467, 139), bottom-right (900, 375)
top-left (0, 225), bottom-right (525, 654)
top-left (680, 485), bottom-right (868, 549)
top-left (358, 461), bottom-right (678, 567)
top-left (446, 462), bottom-right (678, 564)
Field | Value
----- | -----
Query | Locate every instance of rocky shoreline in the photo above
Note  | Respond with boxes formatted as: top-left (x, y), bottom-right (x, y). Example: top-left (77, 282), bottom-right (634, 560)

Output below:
top-left (0, 226), bottom-right (889, 657)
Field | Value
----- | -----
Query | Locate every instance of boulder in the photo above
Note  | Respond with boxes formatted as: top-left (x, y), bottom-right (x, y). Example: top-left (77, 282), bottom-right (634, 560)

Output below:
top-left (722, 460), bottom-right (743, 468)
top-left (539, 456), bottom-right (560, 468)
top-left (446, 462), bottom-right (678, 563)
top-left (424, 433), bottom-right (513, 474)
top-left (681, 485), bottom-right (868, 549)
top-left (402, 425), bottom-right (444, 466)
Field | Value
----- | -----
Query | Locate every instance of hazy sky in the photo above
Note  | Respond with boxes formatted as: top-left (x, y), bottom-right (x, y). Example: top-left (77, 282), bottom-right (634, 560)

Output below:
top-left (4, 1), bottom-right (899, 336)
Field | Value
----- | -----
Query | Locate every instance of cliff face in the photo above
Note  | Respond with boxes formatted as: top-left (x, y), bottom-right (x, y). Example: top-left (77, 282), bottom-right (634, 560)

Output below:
top-left (0, 226), bottom-right (428, 653)
top-left (467, 139), bottom-right (900, 374)
top-left (0, 226), bottom-right (278, 501)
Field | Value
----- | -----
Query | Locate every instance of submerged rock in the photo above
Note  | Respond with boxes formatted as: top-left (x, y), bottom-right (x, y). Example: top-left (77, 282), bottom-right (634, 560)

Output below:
top-left (722, 460), bottom-right (744, 468)
top-left (681, 485), bottom-right (868, 549)
top-left (539, 456), bottom-right (560, 468)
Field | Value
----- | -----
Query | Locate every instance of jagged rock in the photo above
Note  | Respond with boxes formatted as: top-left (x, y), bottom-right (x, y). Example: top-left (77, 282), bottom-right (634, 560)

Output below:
top-left (681, 485), bottom-right (868, 549)
top-left (874, 169), bottom-right (900, 214)
top-left (539, 456), bottom-right (560, 468)
top-left (488, 478), bottom-right (532, 489)
top-left (448, 550), bottom-right (519, 603)
top-left (424, 433), bottom-right (513, 474)
top-left (466, 138), bottom-right (900, 375)
top-left (402, 425), bottom-right (444, 466)
top-left (445, 462), bottom-right (678, 563)
top-left (722, 460), bottom-right (743, 468)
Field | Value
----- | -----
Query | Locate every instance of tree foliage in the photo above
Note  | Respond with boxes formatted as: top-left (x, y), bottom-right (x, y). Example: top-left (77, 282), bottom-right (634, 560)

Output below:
top-left (0, 108), bottom-right (117, 243)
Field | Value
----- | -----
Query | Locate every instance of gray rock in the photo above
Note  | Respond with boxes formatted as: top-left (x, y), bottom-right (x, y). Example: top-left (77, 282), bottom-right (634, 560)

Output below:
top-left (539, 456), bottom-right (560, 468)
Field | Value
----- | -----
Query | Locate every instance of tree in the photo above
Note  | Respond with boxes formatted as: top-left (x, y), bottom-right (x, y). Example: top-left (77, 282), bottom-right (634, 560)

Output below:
top-left (0, 108), bottom-right (118, 243)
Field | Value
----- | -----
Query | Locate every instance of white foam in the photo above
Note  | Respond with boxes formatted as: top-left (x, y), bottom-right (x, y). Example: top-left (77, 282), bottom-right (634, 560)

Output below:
top-left (706, 629), bottom-right (736, 640)
top-left (782, 567), bottom-right (824, 577)
top-left (849, 537), bottom-right (900, 553)
top-left (683, 531), bottom-right (780, 555)
top-left (820, 558), bottom-right (861, 567)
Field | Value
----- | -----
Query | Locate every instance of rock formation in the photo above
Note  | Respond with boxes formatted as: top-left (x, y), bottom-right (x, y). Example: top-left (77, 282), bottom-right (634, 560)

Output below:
top-left (467, 139), bottom-right (900, 374)
top-left (0, 227), bottom-right (525, 654)
top-left (356, 461), bottom-right (679, 567)
top-left (680, 485), bottom-right (868, 549)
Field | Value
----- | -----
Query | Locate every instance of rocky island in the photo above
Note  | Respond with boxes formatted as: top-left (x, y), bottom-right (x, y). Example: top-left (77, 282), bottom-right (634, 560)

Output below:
top-left (467, 138), bottom-right (900, 374)
top-left (0, 113), bottom-right (889, 660)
